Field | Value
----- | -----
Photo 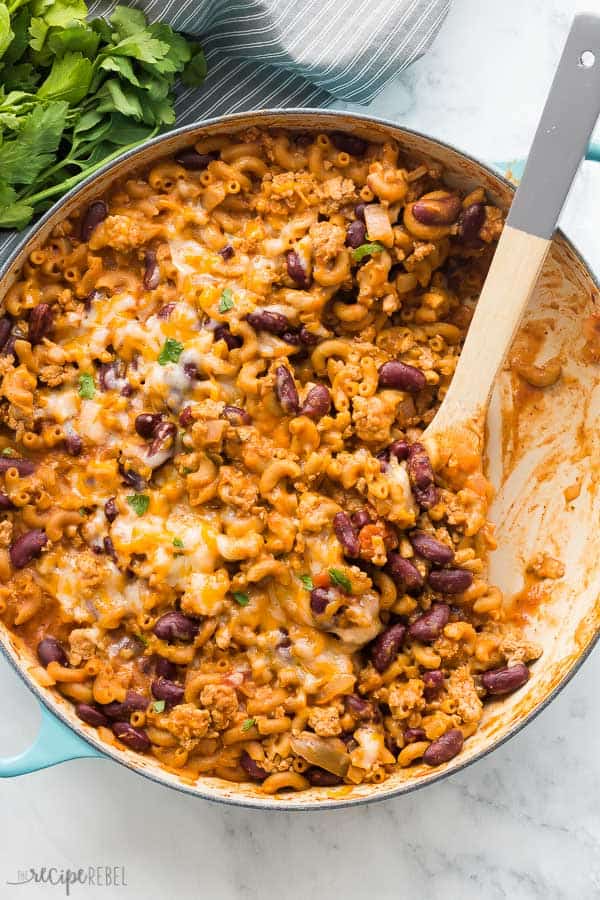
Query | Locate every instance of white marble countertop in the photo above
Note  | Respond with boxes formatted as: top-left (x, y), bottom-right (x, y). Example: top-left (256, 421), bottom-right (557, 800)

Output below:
top-left (2, 1), bottom-right (600, 898)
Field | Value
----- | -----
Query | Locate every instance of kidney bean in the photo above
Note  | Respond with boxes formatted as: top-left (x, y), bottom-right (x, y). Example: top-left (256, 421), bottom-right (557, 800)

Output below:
top-left (412, 195), bottom-right (461, 227)
top-left (118, 462), bottom-right (146, 492)
top-left (103, 536), bottom-right (117, 563)
top-left (155, 657), bottom-right (178, 680)
top-left (153, 611), bottom-right (199, 642)
top-left (219, 244), bottom-right (234, 260)
top-left (147, 420), bottom-right (177, 464)
top-left (331, 132), bottom-right (367, 156)
top-left (299, 326), bottom-right (319, 346)
top-left (175, 149), bottom-right (218, 170)
top-left (214, 323), bottom-right (243, 350)
top-left (101, 691), bottom-right (148, 721)
top-left (0, 457), bottom-right (35, 476)
top-left (407, 443), bottom-right (439, 510)
top-left (409, 603), bottom-right (450, 642)
top-left (345, 694), bottom-right (375, 721)
top-left (404, 727), bottom-right (427, 743)
top-left (286, 250), bottom-right (309, 288)
top-left (143, 249), bottom-right (160, 290)
top-left (246, 310), bottom-right (290, 335)
top-left (387, 551), bottom-right (424, 593)
top-left (300, 384), bottom-right (331, 420)
top-left (354, 202), bottom-right (367, 222)
top-left (112, 721), bottom-right (151, 753)
top-left (135, 413), bottom-right (162, 439)
top-left (275, 365), bottom-right (299, 415)
top-left (60, 430), bottom-right (82, 458)
top-left (177, 406), bottom-right (193, 428)
top-left (10, 529), bottom-right (47, 569)
top-left (481, 662), bottom-right (530, 696)
top-left (310, 587), bottom-right (332, 614)
top-left (104, 497), bottom-right (118, 523)
top-left (0, 492), bottom-right (14, 510)
top-left (240, 750), bottom-right (268, 781)
top-left (80, 200), bottom-right (108, 242)
top-left (333, 511), bottom-right (360, 558)
top-left (0, 316), bottom-right (11, 350)
top-left (157, 302), bottom-right (176, 320)
top-left (221, 405), bottom-right (251, 426)
top-left (388, 439), bottom-right (410, 461)
top-left (423, 728), bottom-right (464, 766)
top-left (351, 508), bottom-right (372, 529)
top-left (76, 703), bottom-right (109, 727)
top-left (410, 531), bottom-right (454, 565)
top-left (28, 303), bottom-right (53, 345)
top-left (458, 202), bottom-right (486, 242)
top-left (305, 767), bottom-right (343, 787)
top-left (37, 636), bottom-right (67, 667)
top-left (423, 669), bottom-right (445, 700)
top-left (378, 360), bottom-right (426, 392)
top-left (371, 623), bottom-right (407, 673)
top-left (151, 677), bottom-right (184, 706)
top-left (346, 220), bottom-right (366, 248)
top-left (428, 568), bottom-right (473, 594)
top-left (281, 330), bottom-right (302, 346)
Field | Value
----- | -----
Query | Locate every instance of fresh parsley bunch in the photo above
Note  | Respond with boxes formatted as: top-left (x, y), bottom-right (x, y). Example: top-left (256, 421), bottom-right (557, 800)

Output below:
top-left (0, 0), bottom-right (207, 229)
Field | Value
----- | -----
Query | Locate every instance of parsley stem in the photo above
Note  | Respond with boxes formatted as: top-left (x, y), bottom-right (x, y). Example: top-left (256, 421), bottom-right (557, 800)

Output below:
top-left (21, 130), bottom-right (160, 208)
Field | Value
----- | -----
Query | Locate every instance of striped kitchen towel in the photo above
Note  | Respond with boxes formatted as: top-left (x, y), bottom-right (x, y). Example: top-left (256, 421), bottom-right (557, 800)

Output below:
top-left (0, 0), bottom-right (450, 258)
top-left (92, 0), bottom-right (452, 118)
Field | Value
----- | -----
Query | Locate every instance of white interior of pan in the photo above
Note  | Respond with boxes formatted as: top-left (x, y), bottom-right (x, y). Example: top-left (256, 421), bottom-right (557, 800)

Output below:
top-left (1, 111), bottom-right (599, 809)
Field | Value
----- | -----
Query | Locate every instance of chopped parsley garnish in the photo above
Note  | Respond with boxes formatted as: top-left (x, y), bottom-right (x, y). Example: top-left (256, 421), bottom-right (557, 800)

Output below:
top-left (1, 448), bottom-right (15, 457)
top-left (152, 700), bottom-right (166, 713)
top-left (232, 591), bottom-right (249, 607)
top-left (158, 338), bottom-right (184, 366)
top-left (241, 717), bottom-right (256, 732)
top-left (79, 507), bottom-right (88, 517)
top-left (127, 493), bottom-right (149, 516)
top-left (218, 288), bottom-right (234, 313)
top-left (328, 568), bottom-right (352, 593)
top-left (136, 633), bottom-right (149, 647)
top-left (172, 537), bottom-right (184, 549)
top-left (352, 242), bottom-right (385, 263)
top-left (299, 574), bottom-right (314, 590)
top-left (78, 372), bottom-right (95, 399)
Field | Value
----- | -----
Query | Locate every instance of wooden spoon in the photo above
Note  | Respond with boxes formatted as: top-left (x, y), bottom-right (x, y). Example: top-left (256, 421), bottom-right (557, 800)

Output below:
top-left (424, 13), bottom-right (600, 464)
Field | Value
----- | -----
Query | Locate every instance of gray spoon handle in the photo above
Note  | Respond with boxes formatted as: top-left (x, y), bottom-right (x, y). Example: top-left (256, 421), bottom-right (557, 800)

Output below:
top-left (508, 13), bottom-right (600, 239)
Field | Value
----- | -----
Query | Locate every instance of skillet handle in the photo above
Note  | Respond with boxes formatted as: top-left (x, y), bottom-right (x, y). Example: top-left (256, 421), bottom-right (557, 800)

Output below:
top-left (0, 703), bottom-right (104, 776)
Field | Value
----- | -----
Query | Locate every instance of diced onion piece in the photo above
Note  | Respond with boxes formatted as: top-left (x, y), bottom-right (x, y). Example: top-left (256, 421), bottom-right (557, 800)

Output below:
top-left (290, 732), bottom-right (351, 776)
top-left (364, 203), bottom-right (394, 248)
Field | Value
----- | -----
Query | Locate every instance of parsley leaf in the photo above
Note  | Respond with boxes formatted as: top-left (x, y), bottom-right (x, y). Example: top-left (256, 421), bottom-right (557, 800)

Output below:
top-left (232, 591), bottom-right (249, 607)
top-left (127, 493), bottom-right (149, 516)
top-left (78, 371), bottom-right (95, 399)
top-left (328, 568), bottom-right (352, 593)
top-left (300, 574), bottom-right (314, 590)
top-left (136, 632), bottom-right (149, 647)
top-left (0, 102), bottom-right (69, 186)
top-left (352, 242), bottom-right (385, 263)
top-left (158, 338), bottom-right (184, 365)
top-left (152, 700), bottom-right (165, 713)
top-left (0, 3), bottom-right (208, 229)
top-left (182, 46), bottom-right (207, 87)
top-left (1, 447), bottom-right (15, 457)
top-left (218, 288), bottom-right (234, 313)
top-left (37, 51), bottom-right (93, 105)
top-left (172, 537), bottom-right (184, 549)
top-left (241, 717), bottom-right (256, 732)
